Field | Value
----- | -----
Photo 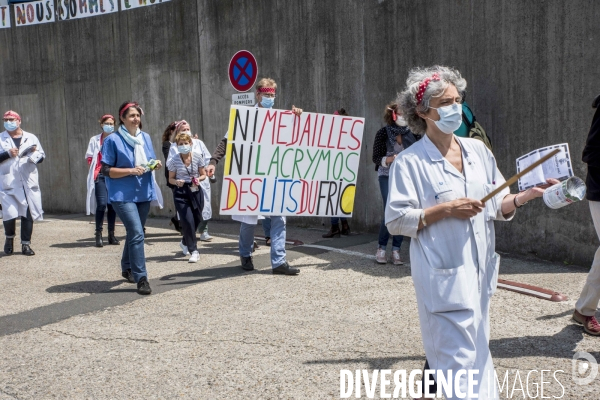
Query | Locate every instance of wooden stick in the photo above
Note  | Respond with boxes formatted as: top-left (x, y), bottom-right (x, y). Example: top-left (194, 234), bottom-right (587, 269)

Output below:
top-left (481, 148), bottom-right (560, 203)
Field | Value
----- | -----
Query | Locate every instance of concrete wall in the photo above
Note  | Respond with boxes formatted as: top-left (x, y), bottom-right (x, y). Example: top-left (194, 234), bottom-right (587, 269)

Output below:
top-left (0, 0), bottom-right (598, 265)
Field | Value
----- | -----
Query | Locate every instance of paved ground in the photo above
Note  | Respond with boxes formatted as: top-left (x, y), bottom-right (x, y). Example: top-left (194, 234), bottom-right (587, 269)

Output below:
top-left (0, 215), bottom-right (599, 399)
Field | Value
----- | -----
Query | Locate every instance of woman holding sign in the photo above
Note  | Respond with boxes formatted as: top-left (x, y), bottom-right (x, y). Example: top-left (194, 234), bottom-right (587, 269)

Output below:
top-left (385, 66), bottom-right (556, 399)
top-left (100, 101), bottom-right (162, 295)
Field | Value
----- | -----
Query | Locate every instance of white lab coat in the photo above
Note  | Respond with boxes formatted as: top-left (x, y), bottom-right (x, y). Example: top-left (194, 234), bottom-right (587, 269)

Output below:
top-left (0, 130), bottom-right (45, 221)
top-left (385, 136), bottom-right (514, 400)
top-left (84, 133), bottom-right (102, 215)
top-left (167, 138), bottom-right (212, 220)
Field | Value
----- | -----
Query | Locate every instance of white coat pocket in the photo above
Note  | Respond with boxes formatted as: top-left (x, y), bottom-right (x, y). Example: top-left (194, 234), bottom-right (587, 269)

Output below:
top-left (486, 252), bottom-right (500, 296)
top-left (434, 189), bottom-right (457, 204)
top-left (427, 265), bottom-right (473, 313)
top-left (482, 184), bottom-right (497, 220)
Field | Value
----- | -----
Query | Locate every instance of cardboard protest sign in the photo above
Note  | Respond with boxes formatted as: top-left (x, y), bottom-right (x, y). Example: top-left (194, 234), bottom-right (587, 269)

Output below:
top-left (219, 106), bottom-right (364, 217)
top-left (14, 0), bottom-right (55, 27)
top-left (57, 0), bottom-right (118, 21)
top-left (121, 0), bottom-right (170, 11)
top-left (0, 6), bottom-right (10, 28)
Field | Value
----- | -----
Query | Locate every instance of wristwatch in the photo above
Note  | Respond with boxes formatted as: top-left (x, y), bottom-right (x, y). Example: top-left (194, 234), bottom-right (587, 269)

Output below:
top-left (420, 210), bottom-right (427, 227)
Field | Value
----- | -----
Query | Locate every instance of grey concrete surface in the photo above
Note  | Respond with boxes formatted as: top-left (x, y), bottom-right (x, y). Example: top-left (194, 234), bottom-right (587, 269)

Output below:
top-left (0, 2), bottom-right (598, 264)
top-left (0, 216), bottom-right (599, 399)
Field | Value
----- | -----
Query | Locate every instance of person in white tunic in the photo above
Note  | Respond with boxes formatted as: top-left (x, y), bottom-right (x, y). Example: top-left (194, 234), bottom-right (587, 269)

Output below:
top-left (167, 120), bottom-right (213, 241)
top-left (385, 66), bottom-right (557, 399)
top-left (0, 110), bottom-right (45, 256)
top-left (85, 114), bottom-right (120, 248)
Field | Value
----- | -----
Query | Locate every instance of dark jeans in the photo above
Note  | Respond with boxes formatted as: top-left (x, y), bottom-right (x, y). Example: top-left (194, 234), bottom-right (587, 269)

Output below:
top-left (111, 201), bottom-right (151, 283)
top-left (173, 187), bottom-right (204, 253)
top-left (330, 217), bottom-right (348, 225)
top-left (95, 174), bottom-right (116, 232)
top-left (3, 207), bottom-right (34, 244)
top-left (378, 175), bottom-right (403, 250)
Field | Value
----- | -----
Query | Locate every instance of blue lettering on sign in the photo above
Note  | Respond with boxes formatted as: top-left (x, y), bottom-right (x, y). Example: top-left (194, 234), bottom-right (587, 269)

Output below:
top-left (233, 57), bottom-right (254, 86)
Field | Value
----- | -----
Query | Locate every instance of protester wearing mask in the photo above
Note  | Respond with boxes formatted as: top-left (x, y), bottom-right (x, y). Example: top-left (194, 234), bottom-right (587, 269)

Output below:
top-left (386, 66), bottom-right (557, 399)
top-left (371, 103), bottom-right (419, 265)
top-left (100, 102), bottom-right (163, 295)
top-left (85, 114), bottom-right (120, 247)
top-left (0, 110), bottom-right (45, 256)
top-left (161, 121), bottom-right (182, 234)
top-left (205, 78), bottom-right (303, 274)
top-left (167, 132), bottom-right (207, 262)
top-left (167, 120), bottom-right (213, 243)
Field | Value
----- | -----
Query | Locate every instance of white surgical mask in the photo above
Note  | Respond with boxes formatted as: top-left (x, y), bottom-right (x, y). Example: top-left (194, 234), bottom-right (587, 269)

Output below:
top-left (178, 145), bottom-right (191, 154)
top-left (427, 103), bottom-right (462, 134)
top-left (395, 116), bottom-right (407, 127)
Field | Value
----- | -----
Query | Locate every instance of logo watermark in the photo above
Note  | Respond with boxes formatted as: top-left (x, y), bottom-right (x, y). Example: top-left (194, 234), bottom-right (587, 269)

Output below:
top-left (572, 351), bottom-right (598, 386)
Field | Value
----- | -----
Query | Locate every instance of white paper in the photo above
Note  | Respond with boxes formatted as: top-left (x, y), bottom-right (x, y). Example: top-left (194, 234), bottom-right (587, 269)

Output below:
top-left (516, 143), bottom-right (573, 191)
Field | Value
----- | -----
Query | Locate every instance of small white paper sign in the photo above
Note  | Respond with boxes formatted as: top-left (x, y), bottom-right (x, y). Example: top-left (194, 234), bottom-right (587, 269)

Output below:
top-left (516, 143), bottom-right (573, 191)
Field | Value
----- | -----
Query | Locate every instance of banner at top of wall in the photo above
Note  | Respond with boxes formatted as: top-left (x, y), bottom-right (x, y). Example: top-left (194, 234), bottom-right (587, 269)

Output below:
top-left (219, 106), bottom-right (365, 217)
top-left (121, 0), bottom-right (170, 11)
top-left (57, 0), bottom-right (118, 21)
top-left (0, 6), bottom-right (10, 28)
top-left (13, 0), bottom-right (55, 27)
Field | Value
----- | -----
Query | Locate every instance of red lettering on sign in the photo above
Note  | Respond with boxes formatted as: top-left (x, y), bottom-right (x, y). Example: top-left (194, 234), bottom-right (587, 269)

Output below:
top-left (259, 109), bottom-right (277, 143)
top-left (276, 110), bottom-right (293, 145)
top-left (348, 120), bottom-right (363, 151)
top-left (248, 179), bottom-right (262, 211)
top-left (222, 178), bottom-right (238, 211)
top-left (336, 117), bottom-right (353, 150)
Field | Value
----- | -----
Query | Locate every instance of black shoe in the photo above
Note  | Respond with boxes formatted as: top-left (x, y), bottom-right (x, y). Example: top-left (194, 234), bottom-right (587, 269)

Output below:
top-left (252, 240), bottom-right (259, 253)
top-left (322, 224), bottom-right (341, 238)
top-left (272, 262), bottom-right (299, 275)
top-left (4, 238), bottom-right (13, 255)
top-left (240, 256), bottom-right (254, 271)
top-left (137, 277), bottom-right (152, 295)
top-left (21, 244), bottom-right (35, 256)
top-left (95, 231), bottom-right (103, 247)
top-left (108, 231), bottom-right (120, 245)
top-left (341, 221), bottom-right (351, 236)
top-left (121, 269), bottom-right (135, 283)
top-left (265, 237), bottom-right (271, 246)
top-left (170, 216), bottom-right (182, 234)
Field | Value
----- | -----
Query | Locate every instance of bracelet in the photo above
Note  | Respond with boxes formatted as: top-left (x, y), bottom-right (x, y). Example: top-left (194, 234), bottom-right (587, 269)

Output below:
top-left (514, 193), bottom-right (528, 208)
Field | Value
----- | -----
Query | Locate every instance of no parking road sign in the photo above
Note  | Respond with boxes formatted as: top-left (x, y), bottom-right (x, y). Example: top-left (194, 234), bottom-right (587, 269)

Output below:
top-left (228, 50), bottom-right (258, 92)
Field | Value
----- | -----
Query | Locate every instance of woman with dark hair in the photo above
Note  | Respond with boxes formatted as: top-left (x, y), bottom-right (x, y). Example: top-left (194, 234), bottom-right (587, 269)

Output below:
top-left (371, 103), bottom-right (419, 265)
top-left (100, 101), bottom-right (162, 295)
top-left (161, 121), bottom-right (182, 233)
top-left (323, 108), bottom-right (352, 238)
top-left (86, 114), bottom-right (120, 247)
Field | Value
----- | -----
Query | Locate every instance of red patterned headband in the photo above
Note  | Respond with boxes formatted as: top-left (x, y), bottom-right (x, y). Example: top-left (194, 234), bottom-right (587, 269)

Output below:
top-left (416, 73), bottom-right (440, 105)
top-left (174, 120), bottom-right (189, 133)
top-left (257, 87), bottom-right (276, 94)
top-left (100, 114), bottom-right (114, 122)
top-left (3, 110), bottom-right (21, 121)
top-left (119, 102), bottom-right (144, 117)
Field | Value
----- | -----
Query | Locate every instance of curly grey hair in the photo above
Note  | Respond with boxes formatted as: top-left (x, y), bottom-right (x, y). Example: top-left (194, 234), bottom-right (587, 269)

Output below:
top-left (396, 66), bottom-right (467, 135)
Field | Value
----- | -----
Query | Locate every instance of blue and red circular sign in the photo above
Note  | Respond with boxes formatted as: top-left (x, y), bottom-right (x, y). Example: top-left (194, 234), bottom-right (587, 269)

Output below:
top-left (229, 50), bottom-right (258, 92)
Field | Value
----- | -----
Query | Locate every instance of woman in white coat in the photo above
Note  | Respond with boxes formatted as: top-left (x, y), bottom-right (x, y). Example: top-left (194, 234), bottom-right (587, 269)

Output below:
top-left (85, 114), bottom-right (120, 247)
top-left (0, 110), bottom-right (45, 256)
top-left (385, 66), bottom-right (556, 399)
top-left (167, 120), bottom-right (213, 241)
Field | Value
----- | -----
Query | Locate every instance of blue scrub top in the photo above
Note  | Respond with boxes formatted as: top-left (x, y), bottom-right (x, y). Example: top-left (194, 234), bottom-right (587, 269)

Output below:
top-left (101, 131), bottom-right (157, 203)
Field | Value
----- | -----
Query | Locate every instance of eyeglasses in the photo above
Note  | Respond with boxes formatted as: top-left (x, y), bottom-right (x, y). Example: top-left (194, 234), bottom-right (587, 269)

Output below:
top-left (3, 118), bottom-right (17, 122)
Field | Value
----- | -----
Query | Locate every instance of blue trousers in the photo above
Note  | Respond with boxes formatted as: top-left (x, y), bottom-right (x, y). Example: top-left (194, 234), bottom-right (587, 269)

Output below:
top-left (111, 201), bottom-right (150, 283)
top-left (240, 217), bottom-right (286, 267)
top-left (378, 175), bottom-right (403, 250)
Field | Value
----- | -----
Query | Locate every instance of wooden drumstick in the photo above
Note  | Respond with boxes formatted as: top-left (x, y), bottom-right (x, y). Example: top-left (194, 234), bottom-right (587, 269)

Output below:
top-left (481, 148), bottom-right (560, 203)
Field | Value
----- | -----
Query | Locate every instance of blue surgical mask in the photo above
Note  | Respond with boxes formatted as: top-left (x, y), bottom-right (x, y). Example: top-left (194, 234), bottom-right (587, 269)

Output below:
top-left (178, 145), bottom-right (191, 154)
top-left (4, 121), bottom-right (18, 132)
top-left (102, 124), bottom-right (114, 134)
top-left (260, 97), bottom-right (275, 108)
top-left (428, 103), bottom-right (463, 134)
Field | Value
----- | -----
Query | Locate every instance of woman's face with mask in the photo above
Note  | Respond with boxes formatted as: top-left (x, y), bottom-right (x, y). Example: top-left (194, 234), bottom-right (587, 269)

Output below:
top-left (419, 84), bottom-right (463, 135)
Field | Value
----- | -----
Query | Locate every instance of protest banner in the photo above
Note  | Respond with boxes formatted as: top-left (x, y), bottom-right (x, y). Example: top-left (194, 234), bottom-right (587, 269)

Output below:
top-left (219, 106), bottom-right (364, 217)
top-left (57, 0), bottom-right (118, 21)
top-left (14, 0), bottom-right (55, 27)
top-left (0, 6), bottom-right (10, 28)
top-left (120, 0), bottom-right (170, 11)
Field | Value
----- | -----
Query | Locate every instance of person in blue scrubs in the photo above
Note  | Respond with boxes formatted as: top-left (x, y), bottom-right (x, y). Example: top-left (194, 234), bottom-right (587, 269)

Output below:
top-left (100, 101), bottom-right (162, 295)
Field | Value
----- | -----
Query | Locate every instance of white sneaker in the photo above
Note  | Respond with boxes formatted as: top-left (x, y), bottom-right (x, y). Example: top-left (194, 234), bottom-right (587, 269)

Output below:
top-left (375, 248), bottom-right (387, 264)
top-left (200, 232), bottom-right (213, 241)
top-left (392, 250), bottom-right (404, 265)
top-left (179, 241), bottom-right (189, 256)
top-left (188, 250), bottom-right (199, 263)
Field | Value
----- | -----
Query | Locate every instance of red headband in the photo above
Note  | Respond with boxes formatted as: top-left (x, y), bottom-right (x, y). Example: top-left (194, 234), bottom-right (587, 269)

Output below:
top-left (174, 120), bottom-right (189, 133)
top-left (100, 114), bottom-right (114, 122)
top-left (387, 107), bottom-right (398, 122)
top-left (119, 102), bottom-right (144, 117)
top-left (415, 73), bottom-right (441, 105)
top-left (3, 110), bottom-right (21, 121)
top-left (257, 87), bottom-right (276, 94)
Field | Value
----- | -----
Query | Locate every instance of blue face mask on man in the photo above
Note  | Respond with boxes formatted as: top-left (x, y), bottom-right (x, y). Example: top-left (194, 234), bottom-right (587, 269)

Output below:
top-left (260, 96), bottom-right (275, 108)
top-left (4, 120), bottom-right (18, 132)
